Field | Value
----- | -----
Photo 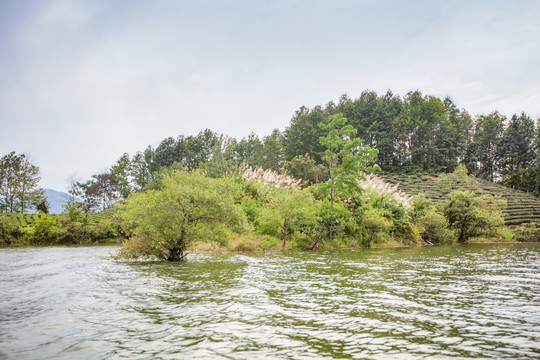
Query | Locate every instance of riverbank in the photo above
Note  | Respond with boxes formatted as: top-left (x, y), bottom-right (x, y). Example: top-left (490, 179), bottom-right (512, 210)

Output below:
top-left (185, 225), bottom-right (540, 254)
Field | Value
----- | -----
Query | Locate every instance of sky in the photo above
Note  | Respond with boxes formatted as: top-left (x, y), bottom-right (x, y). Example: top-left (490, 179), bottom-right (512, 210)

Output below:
top-left (1, 0), bottom-right (539, 191)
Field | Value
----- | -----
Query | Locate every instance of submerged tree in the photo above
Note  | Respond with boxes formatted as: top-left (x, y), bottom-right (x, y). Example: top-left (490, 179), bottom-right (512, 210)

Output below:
top-left (118, 171), bottom-right (249, 261)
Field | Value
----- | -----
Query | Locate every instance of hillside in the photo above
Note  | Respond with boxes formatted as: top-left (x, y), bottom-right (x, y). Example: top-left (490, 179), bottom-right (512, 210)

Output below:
top-left (44, 189), bottom-right (70, 214)
top-left (380, 174), bottom-right (540, 226)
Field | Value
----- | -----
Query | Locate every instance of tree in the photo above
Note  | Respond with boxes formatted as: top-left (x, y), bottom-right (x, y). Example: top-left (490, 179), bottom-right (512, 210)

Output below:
top-left (130, 146), bottom-right (154, 190)
top-left (283, 105), bottom-right (331, 163)
top-left (249, 129), bottom-right (283, 172)
top-left (467, 112), bottom-right (505, 181)
top-left (118, 171), bottom-right (249, 261)
top-left (361, 209), bottom-right (393, 247)
top-left (318, 113), bottom-right (378, 213)
top-left (497, 113), bottom-right (536, 189)
top-left (110, 153), bottom-right (133, 199)
top-left (443, 191), bottom-right (506, 243)
top-left (284, 154), bottom-right (326, 186)
top-left (78, 172), bottom-right (119, 212)
top-left (65, 174), bottom-right (82, 208)
top-left (257, 189), bottom-right (318, 250)
top-left (337, 90), bottom-right (402, 170)
top-left (0, 152), bottom-right (44, 213)
top-left (200, 136), bottom-right (241, 178)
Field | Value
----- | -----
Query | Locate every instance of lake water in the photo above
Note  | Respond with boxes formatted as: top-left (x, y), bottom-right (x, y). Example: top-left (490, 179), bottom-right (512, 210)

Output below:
top-left (1, 244), bottom-right (539, 359)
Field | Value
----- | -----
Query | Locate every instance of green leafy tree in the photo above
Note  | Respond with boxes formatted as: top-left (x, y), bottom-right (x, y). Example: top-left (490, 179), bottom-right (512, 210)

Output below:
top-left (361, 209), bottom-right (393, 247)
top-left (130, 147), bottom-right (154, 191)
top-left (337, 90), bottom-right (402, 170)
top-left (467, 112), bottom-right (505, 181)
top-left (283, 105), bottom-right (332, 163)
top-left (318, 113), bottom-right (378, 213)
top-left (0, 152), bottom-right (44, 213)
top-left (257, 189), bottom-right (318, 250)
top-left (249, 129), bottom-right (283, 172)
top-left (443, 191), bottom-right (506, 243)
top-left (118, 171), bottom-right (249, 261)
top-left (78, 173), bottom-right (119, 212)
top-left (110, 153), bottom-right (133, 199)
top-left (200, 136), bottom-right (241, 178)
top-left (235, 133), bottom-right (262, 164)
top-left (284, 154), bottom-right (326, 186)
top-left (497, 113), bottom-right (536, 190)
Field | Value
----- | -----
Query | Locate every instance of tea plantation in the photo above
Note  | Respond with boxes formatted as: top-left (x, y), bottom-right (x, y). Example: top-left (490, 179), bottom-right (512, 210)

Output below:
top-left (380, 174), bottom-right (540, 225)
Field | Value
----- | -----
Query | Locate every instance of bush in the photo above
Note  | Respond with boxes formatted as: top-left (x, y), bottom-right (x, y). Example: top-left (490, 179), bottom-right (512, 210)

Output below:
top-left (443, 191), bottom-right (506, 243)
top-left (31, 213), bottom-right (59, 244)
top-left (361, 209), bottom-right (393, 247)
top-left (0, 215), bottom-right (22, 246)
top-left (417, 210), bottom-right (454, 245)
top-left (257, 188), bottom-right (319, 250)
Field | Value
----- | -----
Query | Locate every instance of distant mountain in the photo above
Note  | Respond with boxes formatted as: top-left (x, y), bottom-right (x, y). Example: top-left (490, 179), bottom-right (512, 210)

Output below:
top-left (44, 188), bottom-right (71, 214)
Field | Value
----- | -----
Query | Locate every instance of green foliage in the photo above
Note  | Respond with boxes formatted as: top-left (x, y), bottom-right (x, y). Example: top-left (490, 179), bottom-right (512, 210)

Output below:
top-left (467, 111), bottom-right (505, 181)
top-left (361, 209), bottom-right (393, 247)
top-left (32, 213), bottom-right (58, 244)
top-left (199, 136), bottom-right (241, 178)
top-left (436, 164), bottom-right (478, 192)
top-left (283, 105), bottom-right (330, 163)
top-left (241, 199), bottom-right (261, 225)
top-left (35, 199), bottom-right (50, 214)
top-left (410, 194), bottom-right (432, 220)
top-left (110, 152), bottom-right (133, 198)
top-left (257, 189), bottom-right (318, 250)
top-left (0, 215), bottom-right (22, 246)
top-left (417, 210), bottom-right (454, 245)
top-left (248, 130), bottom-right (283, 172)
top-left (316, 198), bottom-right (356, 245)
top-left (284, 154), bottom-right (327, 186)
top-left (0, 151), bottom-right (44, 213)
top-left (118, 171), bottom-right (249, 261)
top-left (443, 191), bottom-right (506, 243)
top-left (318, 113), bottom-right (378, 213)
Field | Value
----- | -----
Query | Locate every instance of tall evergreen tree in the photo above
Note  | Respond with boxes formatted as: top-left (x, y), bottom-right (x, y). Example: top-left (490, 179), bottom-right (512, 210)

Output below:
top-left (467, 112), bottom-right (505, 181)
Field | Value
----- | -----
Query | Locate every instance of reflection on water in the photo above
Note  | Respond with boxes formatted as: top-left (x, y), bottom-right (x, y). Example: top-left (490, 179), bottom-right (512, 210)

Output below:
top-left (1, 244), bottom-right (539, 359)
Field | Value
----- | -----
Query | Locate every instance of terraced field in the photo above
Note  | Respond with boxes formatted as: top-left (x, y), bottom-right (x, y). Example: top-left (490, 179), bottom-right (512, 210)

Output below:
top-left (380, 174), bottom-right (540, 225)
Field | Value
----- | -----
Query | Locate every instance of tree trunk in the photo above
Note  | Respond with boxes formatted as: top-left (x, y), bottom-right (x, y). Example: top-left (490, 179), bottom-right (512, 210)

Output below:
top-left (281, 219), bottom-right (288, 251)
top-left (167, 247), bottom-right (185, 261)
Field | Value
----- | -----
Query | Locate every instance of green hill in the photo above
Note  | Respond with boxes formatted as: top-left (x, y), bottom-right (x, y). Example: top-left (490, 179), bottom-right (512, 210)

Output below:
top-left (379, 174), bottom-right (540, 226)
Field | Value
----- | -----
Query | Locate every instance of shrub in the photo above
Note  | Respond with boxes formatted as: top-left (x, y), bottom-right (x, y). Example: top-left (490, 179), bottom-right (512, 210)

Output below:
top-left (361, 209), bottom-right (393, 247)
top-left (0, 215), bottom-right (22, 246)
top-left (417, 210), bottom-right (454, 245)
top-left (443, 191), bottom-right (506, 243)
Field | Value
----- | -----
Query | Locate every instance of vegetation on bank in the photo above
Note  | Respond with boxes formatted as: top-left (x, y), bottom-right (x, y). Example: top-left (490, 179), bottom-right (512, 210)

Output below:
top-left (2, 89), bottom-right (540, 258)
top-left (0, 207), bottom-right (119, 247)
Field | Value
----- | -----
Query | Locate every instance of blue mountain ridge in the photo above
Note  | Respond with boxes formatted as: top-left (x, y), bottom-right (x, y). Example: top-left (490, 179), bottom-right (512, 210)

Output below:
top-left (44, 188), bottom-right (72, 214)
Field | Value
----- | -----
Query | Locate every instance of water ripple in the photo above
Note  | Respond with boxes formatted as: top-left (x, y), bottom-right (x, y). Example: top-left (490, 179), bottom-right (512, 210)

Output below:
top-left (1, 244), bottom-right (539, 359)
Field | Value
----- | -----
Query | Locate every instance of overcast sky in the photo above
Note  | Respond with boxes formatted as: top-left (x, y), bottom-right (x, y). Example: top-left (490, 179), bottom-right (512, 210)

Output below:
top-left (1, 0), bottom-right (539, 190)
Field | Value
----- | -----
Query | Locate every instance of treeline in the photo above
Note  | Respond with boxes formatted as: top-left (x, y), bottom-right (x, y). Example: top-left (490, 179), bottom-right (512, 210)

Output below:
top-left (75, 90), bottom-right (539, 212)
top-left (2, 110), bottom-right (538, 252)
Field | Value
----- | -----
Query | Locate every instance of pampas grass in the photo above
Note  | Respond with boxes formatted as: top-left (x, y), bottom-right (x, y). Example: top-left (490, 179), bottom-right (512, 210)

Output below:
top-left (358, 174), bottom-right (412, 209)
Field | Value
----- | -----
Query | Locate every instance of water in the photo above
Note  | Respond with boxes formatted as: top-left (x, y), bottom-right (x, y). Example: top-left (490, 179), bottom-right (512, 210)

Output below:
top-left (1, 244), bottom-right (539, 359)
